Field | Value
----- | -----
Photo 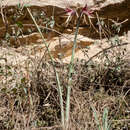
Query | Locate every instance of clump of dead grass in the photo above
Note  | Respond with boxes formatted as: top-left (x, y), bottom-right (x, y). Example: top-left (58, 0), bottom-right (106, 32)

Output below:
top-left (1, 49), bottom-right (129, 130)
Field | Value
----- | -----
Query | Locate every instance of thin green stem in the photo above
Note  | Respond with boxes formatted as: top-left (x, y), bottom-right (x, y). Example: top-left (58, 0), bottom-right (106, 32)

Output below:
top-left (26, 8), bottom-right (65, 128)
top-left (65, 13), bottom-right (82, 129)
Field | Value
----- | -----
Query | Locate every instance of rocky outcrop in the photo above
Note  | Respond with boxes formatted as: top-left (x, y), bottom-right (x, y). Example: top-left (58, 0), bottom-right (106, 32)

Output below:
top-left (0, 0), bottom-right (129, 64)
top-left (0, 0), bottom-right (130, 41)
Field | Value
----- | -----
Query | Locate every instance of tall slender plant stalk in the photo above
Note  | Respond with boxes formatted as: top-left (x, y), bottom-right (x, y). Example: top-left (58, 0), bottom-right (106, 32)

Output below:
top-left (26, 7), bottom-right (65, 128)
top-left (65, 12), bottom-right (82, 129)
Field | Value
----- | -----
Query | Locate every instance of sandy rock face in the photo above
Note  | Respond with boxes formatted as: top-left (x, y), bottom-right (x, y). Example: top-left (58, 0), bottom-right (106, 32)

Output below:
top-left (0, 0), bottom-right (130, 40)
top-left (0, 0), bottom-right (129, 64)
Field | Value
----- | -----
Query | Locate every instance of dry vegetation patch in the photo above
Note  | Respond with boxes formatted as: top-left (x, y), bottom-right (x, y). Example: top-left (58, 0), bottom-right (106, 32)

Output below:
top-left (0, 51), bottom-right (130, 129)
top-left (0, 0), bottom-right (130, 130)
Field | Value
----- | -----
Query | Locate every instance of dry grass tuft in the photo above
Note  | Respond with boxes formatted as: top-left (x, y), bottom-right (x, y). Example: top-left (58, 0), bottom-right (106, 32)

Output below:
top-left (1, 50), bottom-right (129, 129)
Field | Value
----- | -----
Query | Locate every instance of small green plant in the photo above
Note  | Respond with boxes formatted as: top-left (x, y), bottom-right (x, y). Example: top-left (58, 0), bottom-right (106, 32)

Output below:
top-left (27, 3), bottom-right (96, 129)
top-left (92, 106), bottom-right (111, 130)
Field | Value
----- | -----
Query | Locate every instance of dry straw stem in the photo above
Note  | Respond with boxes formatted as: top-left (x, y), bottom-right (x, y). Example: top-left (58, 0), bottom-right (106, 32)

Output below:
top-left (26, 7), bottom-right (65, 128)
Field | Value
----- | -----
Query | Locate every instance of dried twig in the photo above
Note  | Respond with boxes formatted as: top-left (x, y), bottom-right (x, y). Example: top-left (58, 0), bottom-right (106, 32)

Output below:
top-left (86, 42), bottom-right (130, 64)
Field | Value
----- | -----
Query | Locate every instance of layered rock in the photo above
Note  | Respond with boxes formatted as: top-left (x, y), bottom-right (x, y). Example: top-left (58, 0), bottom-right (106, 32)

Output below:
top-left (0, 0), bottom-right (129, 41)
